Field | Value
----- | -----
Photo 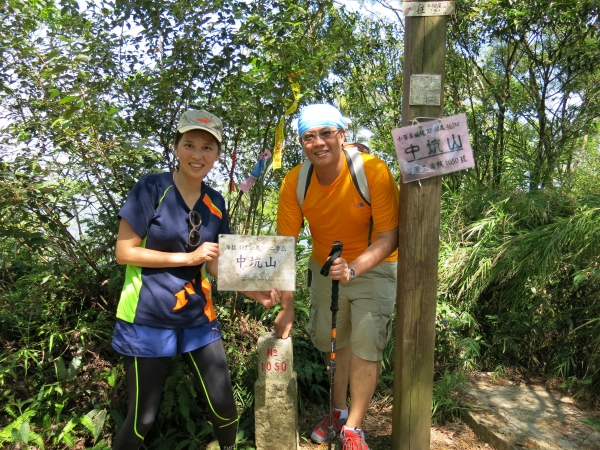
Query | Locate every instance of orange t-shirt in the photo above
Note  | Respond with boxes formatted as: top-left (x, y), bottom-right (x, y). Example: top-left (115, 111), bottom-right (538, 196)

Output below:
top-left (277, 152), bottom-right (399, 266)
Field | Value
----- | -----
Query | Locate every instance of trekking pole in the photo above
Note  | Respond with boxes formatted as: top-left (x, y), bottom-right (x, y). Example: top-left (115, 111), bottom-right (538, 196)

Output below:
top-left (320, 241), bottom-right (343, 450)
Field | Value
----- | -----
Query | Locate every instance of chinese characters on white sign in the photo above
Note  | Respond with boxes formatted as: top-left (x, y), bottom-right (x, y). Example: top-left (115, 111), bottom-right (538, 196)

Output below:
top-left (217, 235), bottom-right (296, 291)
top-left (392, 113), bottom-right (474, 183)
top-left (402, 1), bottom-right (455, 16)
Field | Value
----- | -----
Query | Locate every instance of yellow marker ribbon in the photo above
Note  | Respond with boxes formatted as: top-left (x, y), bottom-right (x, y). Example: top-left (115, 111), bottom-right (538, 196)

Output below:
top-left (273, 73), bottom-right (302, 169)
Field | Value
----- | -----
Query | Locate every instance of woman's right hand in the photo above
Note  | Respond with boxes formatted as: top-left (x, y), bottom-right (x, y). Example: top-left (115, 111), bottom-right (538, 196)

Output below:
top-left (188, 242), bottom-right (220, 266)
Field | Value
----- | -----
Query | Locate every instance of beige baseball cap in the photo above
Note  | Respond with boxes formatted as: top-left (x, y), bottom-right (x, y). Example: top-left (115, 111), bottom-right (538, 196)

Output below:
top-left (177, 110), bottom-right (223, 143)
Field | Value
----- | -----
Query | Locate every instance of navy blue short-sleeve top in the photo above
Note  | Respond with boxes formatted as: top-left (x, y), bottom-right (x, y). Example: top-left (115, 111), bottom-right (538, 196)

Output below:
top-left (116, 172), bottom-right (230, 329)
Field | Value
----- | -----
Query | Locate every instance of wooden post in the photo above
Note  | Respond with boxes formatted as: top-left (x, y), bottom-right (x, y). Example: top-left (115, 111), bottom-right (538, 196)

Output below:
top-left (391, 6), bottom-right (448, 450)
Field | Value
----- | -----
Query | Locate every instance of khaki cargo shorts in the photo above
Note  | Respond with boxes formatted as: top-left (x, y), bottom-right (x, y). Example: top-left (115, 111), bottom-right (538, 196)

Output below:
top-left (307, 258), bottom-right (397, 362)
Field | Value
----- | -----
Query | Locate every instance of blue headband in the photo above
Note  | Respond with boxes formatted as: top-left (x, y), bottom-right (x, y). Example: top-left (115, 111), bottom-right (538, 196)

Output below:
top-left (297, 104), bottom-right (347, 137)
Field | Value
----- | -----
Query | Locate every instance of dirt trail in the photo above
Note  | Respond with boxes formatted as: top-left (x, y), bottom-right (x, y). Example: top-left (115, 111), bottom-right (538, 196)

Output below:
top-left (298, 372), bottom-right (600, 449)
top-left (298, 397), bottom-right (490, 449)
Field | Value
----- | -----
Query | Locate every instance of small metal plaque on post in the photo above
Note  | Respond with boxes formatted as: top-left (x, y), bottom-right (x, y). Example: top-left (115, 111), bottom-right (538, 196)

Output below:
top-left (409, 74), bottom-right (442, 106)
top-left (392, 113), bottom-right (475, 183)
top-left (217, 235), bottom-right (296, 291)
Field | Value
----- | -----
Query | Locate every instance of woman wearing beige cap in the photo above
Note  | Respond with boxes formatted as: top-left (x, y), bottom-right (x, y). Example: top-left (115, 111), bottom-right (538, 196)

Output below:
top-left (111, 109), bottom-right (279, 450)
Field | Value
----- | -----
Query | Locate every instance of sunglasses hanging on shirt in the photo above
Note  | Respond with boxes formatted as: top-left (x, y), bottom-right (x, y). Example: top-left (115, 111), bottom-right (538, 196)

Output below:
top-left (188, 210), bottom-right (202, 247)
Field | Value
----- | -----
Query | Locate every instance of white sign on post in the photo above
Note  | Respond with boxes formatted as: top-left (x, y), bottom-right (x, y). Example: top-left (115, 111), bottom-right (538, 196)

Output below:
top-left (402, 1), bottom-right (456, 16)
top-left (392, 113), bottom-right (474, 183)
top-left (217, 235), bottom-right (296, 291)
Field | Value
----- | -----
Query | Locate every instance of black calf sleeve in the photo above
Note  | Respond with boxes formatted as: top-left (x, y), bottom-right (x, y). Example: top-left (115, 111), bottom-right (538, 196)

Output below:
top-left (185, 339), bottom-right (238, 449)
top-left (112, 356), bottom-right (170, 450)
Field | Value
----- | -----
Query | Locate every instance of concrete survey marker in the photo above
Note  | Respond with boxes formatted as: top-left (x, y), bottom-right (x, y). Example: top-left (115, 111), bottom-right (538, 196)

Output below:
top-left (254, 332), bottom-right (299, 450)
top-left (463, 372), bottom-right (600, 449)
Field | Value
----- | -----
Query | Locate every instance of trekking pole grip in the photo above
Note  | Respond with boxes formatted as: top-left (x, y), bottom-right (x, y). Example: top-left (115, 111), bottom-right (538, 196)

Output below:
top-left (320, 241), bottom-right (343, 277)
top-left (321, 241), bottom-right (342, 313)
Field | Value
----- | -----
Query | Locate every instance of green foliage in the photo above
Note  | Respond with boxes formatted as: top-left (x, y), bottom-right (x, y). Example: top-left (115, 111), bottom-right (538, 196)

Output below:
top-left (293, 339), bottom-right (329, 405)
top-left (436, 302), bottom-right (482, 373)
top-left (431, 370), bottom-right (468, 424)
top-left (1, 371), bottom-right (115, 449)
top-left (1, 0), bottom-right (600, 446)
top-left (333, 14), bottom-right (404, 166)
top-left (439, 182), bottom-right (600, 397)
top-left (582, 417), bottom-right (600, 432)
top-left (1, 0), bottom-right (361, 444)
top-left (449, 0), bottom-right (600, 189)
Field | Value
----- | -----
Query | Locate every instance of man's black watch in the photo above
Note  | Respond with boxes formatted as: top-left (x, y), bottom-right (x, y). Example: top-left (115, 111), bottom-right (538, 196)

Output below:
top-left (348, 268), bottom-right (356, 282)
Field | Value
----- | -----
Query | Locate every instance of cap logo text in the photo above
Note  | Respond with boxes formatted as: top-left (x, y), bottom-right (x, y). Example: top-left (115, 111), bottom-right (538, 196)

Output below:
top-left (196, 117), bottom-right (211, 124)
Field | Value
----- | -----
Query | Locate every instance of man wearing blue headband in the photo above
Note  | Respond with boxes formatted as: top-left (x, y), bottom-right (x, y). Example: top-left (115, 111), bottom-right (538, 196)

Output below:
top-left (275, 103), bottom-right (399, 449)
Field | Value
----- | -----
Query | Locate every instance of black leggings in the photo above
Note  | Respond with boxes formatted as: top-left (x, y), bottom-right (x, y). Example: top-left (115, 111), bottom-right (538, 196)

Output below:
top-left (112, 339), bottom-right (238, 450)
